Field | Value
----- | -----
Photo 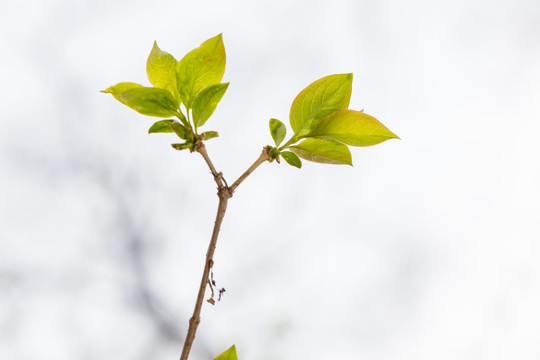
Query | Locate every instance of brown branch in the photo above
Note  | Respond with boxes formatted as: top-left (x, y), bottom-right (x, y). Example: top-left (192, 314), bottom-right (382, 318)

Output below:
top-left (195, 142), bottom-right (227, 191)
top-left (229, 148), bottom-right (271, 193)
top-left (179, 145), bottom-right (271, 360)
top-left (180, 190), bottom-right (230, 360)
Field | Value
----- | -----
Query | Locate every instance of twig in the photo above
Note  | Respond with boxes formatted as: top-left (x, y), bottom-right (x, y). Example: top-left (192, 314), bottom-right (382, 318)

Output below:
top-left (195, 142), bottom-right (226, 191)
top-left (180, 192), bottom-right (230, 360)
top-left (229, 148), bottom-right (271, 193)
top-left (179, 146), bottom-right (271, 360)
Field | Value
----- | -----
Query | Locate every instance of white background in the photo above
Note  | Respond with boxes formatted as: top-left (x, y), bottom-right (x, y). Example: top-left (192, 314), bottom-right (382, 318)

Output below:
top-left (1, 0), bottom-right (539, 359)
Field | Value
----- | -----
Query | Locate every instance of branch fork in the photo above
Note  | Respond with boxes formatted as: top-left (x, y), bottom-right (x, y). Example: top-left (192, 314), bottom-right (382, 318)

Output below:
top-left (179, 144), bottom-right (270, 360)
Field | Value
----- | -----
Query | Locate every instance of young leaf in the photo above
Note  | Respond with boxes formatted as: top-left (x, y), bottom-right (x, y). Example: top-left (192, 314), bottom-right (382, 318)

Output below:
top-left (201, 131), bottom-right (219, 140)
top-left (281, 151), bottom-right (302, 168)
top-left (289, 138), bottom-right (352, 165)
top-left (102, 83), bottom-right (179, 117)
top-left (306, 110), bottom-right (399, 146)
top-left (171, 121), bottom-right (190, 140)
top-left (269, 118), bottom-right (286, 146)
top-left (268, 146), bottom-right (280, 160)
top-left (176, 34), bottom-right (226, 109)
top-left (213, 345), bottom-right (238, 360)
top-left (192, 83), bottom-right (229, 128)
top-left (148, 119), bottom-right (175, 133)
top-left (101, 82), bottom-right (143, 100)
top-left (171, 143), bottom-right (191, 151)
top-left (147, 41), bottom-right (180, 101)
top-left (289, 74), bottom-right (352, 137)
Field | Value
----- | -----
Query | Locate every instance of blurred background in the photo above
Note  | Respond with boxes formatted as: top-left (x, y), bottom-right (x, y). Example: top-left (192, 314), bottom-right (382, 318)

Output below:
top-left (1, 0), bottom-right (539, 359)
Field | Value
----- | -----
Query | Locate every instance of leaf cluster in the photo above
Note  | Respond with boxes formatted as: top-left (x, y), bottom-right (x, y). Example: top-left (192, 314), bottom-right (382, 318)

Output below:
top-left (102, 34), bottom-right (398, 163)
top-left (102, 34), bottom-right (228, 152)
top-left (266, 74), bottom-right (399, 168)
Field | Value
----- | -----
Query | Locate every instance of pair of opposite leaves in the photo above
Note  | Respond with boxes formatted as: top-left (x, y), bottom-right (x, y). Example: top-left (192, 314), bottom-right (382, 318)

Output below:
top-left (102, 34), bottom-right (399, 166)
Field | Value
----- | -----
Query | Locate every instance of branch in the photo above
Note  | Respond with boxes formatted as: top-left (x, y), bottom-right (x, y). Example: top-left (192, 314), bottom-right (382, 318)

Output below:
top-left (179, 145), bottom-right (271, 360)
top-left (195, 142), bottom-right (227, 191)
top-left (180, 192), bottom-right (230, 360)
top-left (229, 148), bottom-right (271, 193)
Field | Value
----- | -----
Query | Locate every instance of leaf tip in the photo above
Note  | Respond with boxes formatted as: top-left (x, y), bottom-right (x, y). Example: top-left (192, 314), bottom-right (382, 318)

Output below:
top-left (213, 344), bottom-right (238, 360)
top-left (386, 129), bottom-right (401, 141)
top-left (150, 40), bottom-right (164, 54)
top-left (100, 86), bottom-right (113, 94)
top-left (344, 152), bottom-right (353, 167)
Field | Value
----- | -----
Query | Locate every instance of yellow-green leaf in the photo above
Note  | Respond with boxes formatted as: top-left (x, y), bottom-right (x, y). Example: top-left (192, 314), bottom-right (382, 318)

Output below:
top-left (306, 110), bottom-right (399, 146)
top-left (192, 82), bottom-right (229, 128)
top-left (289, 138), bottom-right (352, 165)
top-left (147, 42), bottom-right (180, 101)
top-left (102, 83), bottom-right (178, 117)
top-left (213, 345), bottom-right (238, 360)
top-left (201, 131), bottom-right (219, 140)
top-left (289, 74), bottom-right (352, 136)
top-left (176, 34), bottom-right (226, 109)
top-left (269, 118), bottom-right (286, 146)
top-left (171, 142), bottom-right (191, 151)
top-left (101, 82), bottom-right (143, 101)
top-left (281, 151), bottom-right (302, 168)
top-left (148, 119), bottom-right (175, 133)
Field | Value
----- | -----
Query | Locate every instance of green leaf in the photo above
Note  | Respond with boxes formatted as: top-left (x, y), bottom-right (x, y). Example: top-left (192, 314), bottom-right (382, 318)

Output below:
top-left (171, 143), bottom-right (191, 151)
top-left (171, 121), bottom-right (190, 140)
top-left (281, 151), bottom-right (302, 168)
top-left (201, 131), bottom-right (219, 140)
top-left (213, 345), bottom-right (238, 360)
top-left (176, 34), bottom-right (226, 109)
top-left (269, 118), bottom-right (286, 146)
top-left (289, 74), bottom-right (352, 137)
top-left (306, 110), bottom-right (399, 146)
top-left (102, 83), bottom-right (179, 117)
top-left (192, 83), bottom-right (229, 128)
top-left (147, 41), bottom-right (180, 101)
top-left (148, 119), bottom-right (175, 133)
top-left (289, 138), bottom-right (352, 166)
top-left (101, 82), bottom-right (143, 100)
